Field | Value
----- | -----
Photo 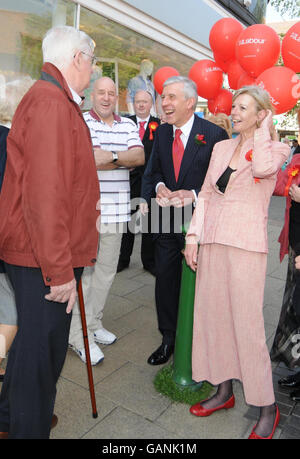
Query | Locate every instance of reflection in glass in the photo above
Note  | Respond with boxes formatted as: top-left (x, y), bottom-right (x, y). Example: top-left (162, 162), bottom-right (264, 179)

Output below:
top-left (0, 1), bottom-right (196, 117)
top-left (0, 0), bottom-right (76, 82)
top-left (79, 5), bottom-right (195, 115)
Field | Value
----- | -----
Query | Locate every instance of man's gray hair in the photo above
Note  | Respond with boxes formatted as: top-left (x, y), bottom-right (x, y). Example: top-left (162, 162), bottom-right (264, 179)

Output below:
top-left (163, 76), bottom-right (198, 110)
top-left (42, 25), bottom-right (94, 71)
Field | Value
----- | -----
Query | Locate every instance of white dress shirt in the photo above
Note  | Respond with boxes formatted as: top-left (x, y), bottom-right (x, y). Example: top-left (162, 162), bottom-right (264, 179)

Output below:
top-left (136, 115), bottom-right (150, 131)
top-left (68, 85), bottom-right (82, 105)
top-left (156, 114), bottom-right (197, 202)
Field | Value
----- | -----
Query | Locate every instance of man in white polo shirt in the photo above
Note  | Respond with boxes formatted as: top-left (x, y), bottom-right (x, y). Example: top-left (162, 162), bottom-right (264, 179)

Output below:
top-left (69, 76), bottom-right (144, 364)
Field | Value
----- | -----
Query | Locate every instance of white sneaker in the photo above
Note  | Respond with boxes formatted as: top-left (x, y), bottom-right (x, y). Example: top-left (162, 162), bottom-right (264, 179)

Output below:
top-left (69, 342), bottom-right (104, 365)
top-left (94, 328), bottom-right (117, 345)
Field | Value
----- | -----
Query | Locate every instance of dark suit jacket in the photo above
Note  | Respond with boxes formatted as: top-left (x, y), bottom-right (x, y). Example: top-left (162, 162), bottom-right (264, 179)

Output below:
top-left (141, 115), bottom-right (228, 234)
top-left (0, 125), bottom-right (9, 273)
top-left (293, 145), bottom-right (300, 156)
top-left (129, 115), bottom-right (160, 199)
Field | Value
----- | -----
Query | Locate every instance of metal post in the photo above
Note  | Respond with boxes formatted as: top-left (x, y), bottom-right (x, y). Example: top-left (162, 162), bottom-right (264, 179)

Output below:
top-left (172, 226), bottom-right (202, 390)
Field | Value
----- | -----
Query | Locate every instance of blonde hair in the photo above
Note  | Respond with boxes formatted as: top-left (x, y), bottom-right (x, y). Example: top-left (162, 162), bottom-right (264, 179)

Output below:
top-left (0, 76), bottom-right (35, 124)
top-left (233, 85), bottom-right (277, 140)
top-left (205, 112), bottom-right (232, 138)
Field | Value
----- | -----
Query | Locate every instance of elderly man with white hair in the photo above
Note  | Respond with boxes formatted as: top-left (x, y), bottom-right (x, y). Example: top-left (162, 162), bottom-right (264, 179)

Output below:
top-left (0, 25), bottom-right (99, 439)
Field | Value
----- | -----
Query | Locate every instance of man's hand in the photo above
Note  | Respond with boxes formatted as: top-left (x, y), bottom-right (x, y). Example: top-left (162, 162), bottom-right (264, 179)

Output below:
top-left (168, 190), bottom-right (194, 208)
top-left (94, 148), bottom-right (117, 170)
top-left (139, 202), bottom-right (149, 215)
top-left (184, 243), bottom-right (198, 272)
top-left (156, 184), bottom-right (172, 207)
top-left (45, 278), bottom-right (77, 314)
top-left (296, 255), bottom-right (300, 270)
top-left (289, 184), bottom-right (300, 203)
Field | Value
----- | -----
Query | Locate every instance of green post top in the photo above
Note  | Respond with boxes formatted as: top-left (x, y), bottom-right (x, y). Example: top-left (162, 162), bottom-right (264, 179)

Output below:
top-left (181, 222), bottom-right (190, 237)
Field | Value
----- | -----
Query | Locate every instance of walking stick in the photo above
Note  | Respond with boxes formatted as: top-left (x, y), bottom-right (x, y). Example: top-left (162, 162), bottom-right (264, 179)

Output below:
top-left (77, 279), bottom-right (98, 418)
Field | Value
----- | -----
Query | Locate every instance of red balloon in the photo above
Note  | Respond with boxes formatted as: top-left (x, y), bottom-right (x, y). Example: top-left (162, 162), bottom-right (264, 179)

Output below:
top-left (236, 24), bottom-right (280, 78)
top-left (256, 66), bottom-right (300, 115)
top-left (282, 21), bottom-right (300, 73)
top-left (189, 60), bottom-right (223, 99)
top-left (237, 72), bottom-right (256, 89)
top-left (208, 89), bottom-right (233, 116)
top-left (153, 67), bottom-right (180, 94)
top-left (227, 60), bottom-right (246, 89)
top-left (213, 52), bottom-right (232, 74)
top-left (209, 18), bottom-right (244, 62)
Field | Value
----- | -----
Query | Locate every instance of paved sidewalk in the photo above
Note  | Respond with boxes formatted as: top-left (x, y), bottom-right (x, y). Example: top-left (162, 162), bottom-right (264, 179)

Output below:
top-left (5, 196), bottom-right (299, 439)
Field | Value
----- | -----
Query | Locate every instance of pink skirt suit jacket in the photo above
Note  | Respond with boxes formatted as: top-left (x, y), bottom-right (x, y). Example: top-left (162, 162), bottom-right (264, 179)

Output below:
top-left (186, 126), bottom-right (289, 407)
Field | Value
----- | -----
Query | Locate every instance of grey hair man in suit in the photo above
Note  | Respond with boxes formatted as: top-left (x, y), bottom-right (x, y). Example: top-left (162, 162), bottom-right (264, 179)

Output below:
top-left (142, 76), bottom-right (228, 365)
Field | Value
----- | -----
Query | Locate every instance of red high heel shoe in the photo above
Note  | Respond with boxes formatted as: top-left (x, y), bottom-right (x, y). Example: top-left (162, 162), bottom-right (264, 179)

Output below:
top-left (190, 394), bottom-right (235, 417)
top-left (248, 405), bottom-right (280, 439)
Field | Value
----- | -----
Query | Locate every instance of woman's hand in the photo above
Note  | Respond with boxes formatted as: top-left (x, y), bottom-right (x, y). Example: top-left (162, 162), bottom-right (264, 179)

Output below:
top-left (184, 243), bottom-right (198, 272)
top-left (260, 109), bottom-right (273, 132)
top-left (295, 255), bottom-right (300, 270)
top-left (289, 184), bottom-right (300, 203)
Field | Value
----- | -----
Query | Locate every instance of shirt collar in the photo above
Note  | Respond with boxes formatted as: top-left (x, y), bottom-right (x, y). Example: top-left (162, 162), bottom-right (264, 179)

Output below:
top-left (136, 115), bottom-right (150, 125)
top-left (173, 114), bottom-right (195, 137)
top-left (68, 85), bottom-right (82, 105)
top-left (90, 109), bottom-right (121, 123)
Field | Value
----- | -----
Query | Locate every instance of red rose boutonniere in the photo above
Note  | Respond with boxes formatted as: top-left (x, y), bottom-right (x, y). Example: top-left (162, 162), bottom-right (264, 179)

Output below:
top-left (195, 134), bottom-right (206, 146)
top-left (284, 164), bottom-right (300, 196)
top-left (148, 121), bottom-right (159, 140)
top-left (245, 149), bottom-right (260, 183)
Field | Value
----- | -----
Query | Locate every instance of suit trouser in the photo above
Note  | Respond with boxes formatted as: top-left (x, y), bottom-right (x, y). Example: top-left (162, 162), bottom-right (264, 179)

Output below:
top-left (119, 227), bottom-right (155, 270)
top-left (154, 233), bottom-right (185, 345)
top-left (69, 223), bottom-right (123, 349)
top-left (0, 264), bottom-right (83, 439)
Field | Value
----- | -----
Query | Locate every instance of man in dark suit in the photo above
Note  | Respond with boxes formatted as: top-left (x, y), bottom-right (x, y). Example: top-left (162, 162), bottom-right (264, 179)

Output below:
top-left (117, 90), bottom-right (160, 275)
top-left (142, 76), bottom-right (228, 365)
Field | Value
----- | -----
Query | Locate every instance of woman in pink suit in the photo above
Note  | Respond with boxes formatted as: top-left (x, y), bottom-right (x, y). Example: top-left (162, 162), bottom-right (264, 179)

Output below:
top-left (184, 86), bottom-right (290, 439)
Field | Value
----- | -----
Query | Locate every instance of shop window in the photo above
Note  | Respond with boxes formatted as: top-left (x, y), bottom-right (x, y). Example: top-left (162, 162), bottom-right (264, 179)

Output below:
top-left (0, 0), bottom-right (76, 83)
top-left (79, 5), bottom-right (196, 116)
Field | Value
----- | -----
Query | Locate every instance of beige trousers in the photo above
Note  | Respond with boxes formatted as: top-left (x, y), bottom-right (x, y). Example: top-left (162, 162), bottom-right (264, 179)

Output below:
top-left (69, 223), bottom-right (123, 349)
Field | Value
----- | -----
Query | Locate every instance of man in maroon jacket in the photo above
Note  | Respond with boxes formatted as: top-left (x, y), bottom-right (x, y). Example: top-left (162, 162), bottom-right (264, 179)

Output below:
top-left (0, 26), bottom-right (99, 439)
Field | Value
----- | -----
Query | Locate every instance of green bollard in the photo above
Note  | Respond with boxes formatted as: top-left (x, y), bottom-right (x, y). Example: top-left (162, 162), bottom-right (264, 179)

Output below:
top-left (172, 225), bottom-right (202, 390)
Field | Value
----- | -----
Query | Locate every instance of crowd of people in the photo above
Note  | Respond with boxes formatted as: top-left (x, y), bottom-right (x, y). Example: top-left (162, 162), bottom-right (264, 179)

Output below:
top-left (0, 24), bottom-right (299, 439)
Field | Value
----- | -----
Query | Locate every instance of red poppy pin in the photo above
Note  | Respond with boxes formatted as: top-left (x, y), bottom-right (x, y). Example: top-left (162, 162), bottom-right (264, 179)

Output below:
top-left (284, 164), bottom-right (300, 196)
top-left (245, 149), bottom-right (260, 183)
top-left (148, 121), bottom-right (159, 140)
top-left (195, 134), bottom-right (207, 146)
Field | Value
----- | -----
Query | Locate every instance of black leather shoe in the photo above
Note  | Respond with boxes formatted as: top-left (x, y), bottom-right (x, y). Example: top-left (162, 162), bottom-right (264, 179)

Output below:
top-left (278, 373), bottom-right (300, 389)
top-left (147, 344), bottom-right (174, 365)
top-left (117, 260), bottom-right (129, 273)
top-left (290, 389), bottom-right (300, 401)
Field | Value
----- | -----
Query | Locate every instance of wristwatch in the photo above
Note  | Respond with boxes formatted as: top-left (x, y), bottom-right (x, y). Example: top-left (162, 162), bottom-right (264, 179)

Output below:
top-left (112, 151), bottom-right (119, 163)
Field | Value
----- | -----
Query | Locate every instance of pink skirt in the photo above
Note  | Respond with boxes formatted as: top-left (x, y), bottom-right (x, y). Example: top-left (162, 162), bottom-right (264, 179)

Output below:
top-left (192, 243), bottom-right (275, 407)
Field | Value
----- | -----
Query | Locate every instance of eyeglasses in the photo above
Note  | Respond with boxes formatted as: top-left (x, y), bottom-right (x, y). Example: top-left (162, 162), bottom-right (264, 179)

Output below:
top-left (81, 51), bottom-right (98, 66)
